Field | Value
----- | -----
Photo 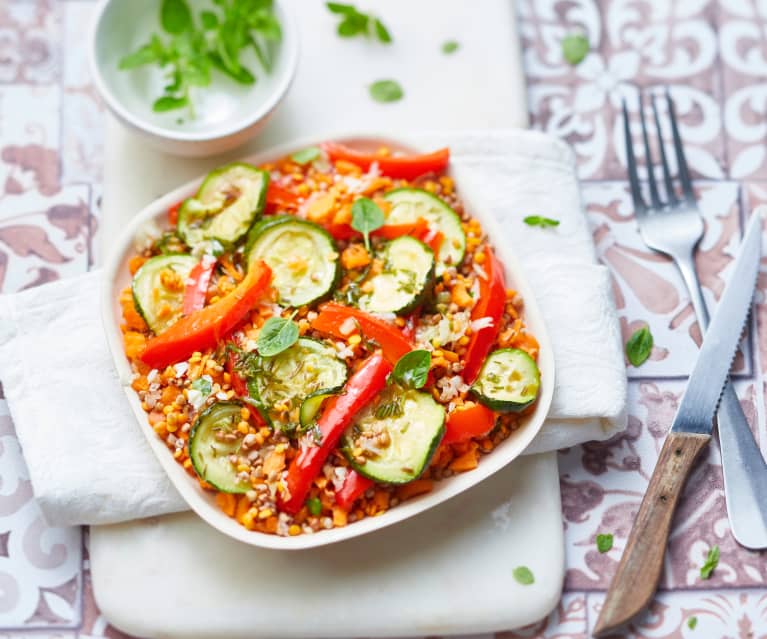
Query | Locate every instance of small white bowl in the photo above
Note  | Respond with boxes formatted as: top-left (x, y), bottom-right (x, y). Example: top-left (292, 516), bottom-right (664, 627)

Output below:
top-left (89, 0), bottom-right (298, 157)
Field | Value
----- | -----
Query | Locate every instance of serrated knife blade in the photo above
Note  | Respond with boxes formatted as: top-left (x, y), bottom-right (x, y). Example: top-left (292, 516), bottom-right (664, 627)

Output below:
top-left (594, 209), bottom-right (763, 638)
top-left (670, 209), bottom-right (763, 435)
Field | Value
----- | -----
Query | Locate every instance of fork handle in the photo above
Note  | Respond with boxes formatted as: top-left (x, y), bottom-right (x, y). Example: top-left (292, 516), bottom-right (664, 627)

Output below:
top-left (674, 254), bottom-right (767, 549)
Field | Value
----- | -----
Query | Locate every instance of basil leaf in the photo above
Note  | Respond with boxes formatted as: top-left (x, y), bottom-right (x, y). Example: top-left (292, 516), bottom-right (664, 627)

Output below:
top-left (562, 33), bottom-right (589, 65)
top-left (191, 376), bottom-right (212, 395)
top-left (442, 40), bottom-right (459, 54)
top-left (326, 2), bottom-right (356, 14)
top-left (306, 497), bottom-right (322, 516)
top-left (201, 10), bottom-right (219, 29)
top-left (596, 533), bottom-right (613, 553)
top-left (291, 146), bottom-right (322, 165)
top-left (118, 43), bottom-right (160, 70)
top-left (257, 316), bottom-right (300, 357)
top-left (153, 95), bottom-right (190, 112)
top-left (161, 0), bottom-right (193, 34)
top-left (523, 215), bottom-right (560, 228)
top-left (512, 566), bottom-right (535, 585)
top-left (351, 197), bottom-right (385, 251)
top-left (393, 350), bottom-right (431, 389)
top-left (338, 15), bottom-right (366, 37)
top-left (626, 325), bottom-right (653, 367)
top-left (370, 79), bottom-right (404, 103)
top-left (687, 616), bottom-right (698, 630)
top-left (374, 18), bottom-right (392, 43)
top-left (699, 545), bottom-right (719, 580)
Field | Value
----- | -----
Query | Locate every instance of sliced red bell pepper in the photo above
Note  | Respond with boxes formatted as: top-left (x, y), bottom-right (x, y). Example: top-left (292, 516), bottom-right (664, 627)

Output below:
top-left (141, 261), bottom-right (272, 369)
top-left (265, 182), bottom-right (299, 214)
top-left (323, 142), bottom-right (450, 180)
top-left (335, 470), bottom-right (374, 511)
top-left (225, 349), bottom-right (268, 427)
top-left (461, 248), bottom-right (507, 384)
top-left (442, 403), bottom-right (496, 445)
top-left (373, 217), bottom-right (429, 240)
top-left (324, 223), bottom-right (358, 241)
top-left (311, 302), bottom-right (413, 364)
top-left (419, 228), bottom-right (444, 254)
top-left (278, 351), bottom-right (392, 514)
top-left (168, 200), bottom-right (183, 226)
top-left (183, 255), bottom-right (217, 315)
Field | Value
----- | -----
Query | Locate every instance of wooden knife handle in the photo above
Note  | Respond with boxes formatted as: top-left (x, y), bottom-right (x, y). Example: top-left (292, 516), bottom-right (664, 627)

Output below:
top-left (593, 431), bottom-right (710, 637)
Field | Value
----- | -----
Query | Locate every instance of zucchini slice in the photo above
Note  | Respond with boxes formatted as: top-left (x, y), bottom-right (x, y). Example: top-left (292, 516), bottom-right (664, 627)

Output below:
top-left (471, 348), bottom-right (540, 412)
top-left (189, 401), bottom-right (251, 494)
top-left (358, 236), bottom-right (434, 315)
top-left (131, 254), bottom-right (197, 334)
top-left (178, 163), bottom-right (267, 248)
top-left (342, 387), bottom-right (445, 484)
top-left (383, 188), bottom-right (466, 274)
top-left (299, 390), bottom-right (338, 428)
top-left (253, 338), bottom-right (347, 426)
top-left (246, 216), bottom-right (340, 307)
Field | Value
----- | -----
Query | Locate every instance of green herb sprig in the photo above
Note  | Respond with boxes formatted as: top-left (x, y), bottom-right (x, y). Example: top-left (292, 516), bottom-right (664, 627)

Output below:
top-left (326, 3), bottom-right (392, 43)
top-left (523, 215), bottom-right (560, 228)
top-left (596, 533), bottom-right (613, 553)
top-left (699, 545), bottom-right (719, 580)
top-left (257, 313), bottom-right (300, 357)
top-left (562, 33), bottom-right (589, 65)
top-left (351, 197), bottom-right (385, 250)
top-left (370, 79), bottom-right (404, 103)
top-left (392, 350), bottom-right (431, 389)
top-left (512, 566), bottom-right (535, 585)
top-left (626, 325), bottom-right (653, 367)
top-left (118, 0), bottom-right (282, 118)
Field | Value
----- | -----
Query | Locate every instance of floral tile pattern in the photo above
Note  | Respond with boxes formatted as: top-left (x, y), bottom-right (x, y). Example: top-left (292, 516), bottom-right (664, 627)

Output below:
top-left (1, 0), bottom-right (767, 638)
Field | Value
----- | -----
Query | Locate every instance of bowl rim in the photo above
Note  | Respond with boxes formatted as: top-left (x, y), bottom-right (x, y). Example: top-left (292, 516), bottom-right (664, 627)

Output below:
top-left (88, 0), bottom-right (299, 142)
top-left (100, 132), bottom-right (556, 550)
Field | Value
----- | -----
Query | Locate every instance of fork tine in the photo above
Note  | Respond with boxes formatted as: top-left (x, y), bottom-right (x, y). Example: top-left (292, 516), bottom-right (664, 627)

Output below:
top-left (638, 92), bottom-right (662, 209)
top-left (666, 88), bottom-right (695, 203)
top-left (622, 97), bottom-right (646, 215)
top-left (651, 92), bottom-right (678, 206)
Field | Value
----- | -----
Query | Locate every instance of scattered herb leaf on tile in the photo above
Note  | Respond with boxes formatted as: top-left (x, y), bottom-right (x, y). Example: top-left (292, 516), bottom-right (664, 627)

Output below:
top-left (700, 545), bottom-right (719, 580)
top-left (442, 40), bottom-right (460, 54)
top-left (562, 33), bottom-right (589, 65)
top-left (523, 215), bottom-right (560, 228)
top-left (626, 325), bottom-right (653, 367)
top-left (687, 616), bottom-right (698, 630)
top-left (596, 533), bottom-right (613, 553)
top-left (512, 566), bottom-right (535, 585)
top-left (326, 2), bottom-right (392, 43)
top-left (291, 146), bottom-right (322, 165)
top-left (369, 79), bottom-right (404, 103)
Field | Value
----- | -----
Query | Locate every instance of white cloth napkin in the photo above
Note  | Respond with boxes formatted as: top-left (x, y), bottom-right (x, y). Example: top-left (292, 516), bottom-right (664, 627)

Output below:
top-left (0, 130), bottom-right (627, 526)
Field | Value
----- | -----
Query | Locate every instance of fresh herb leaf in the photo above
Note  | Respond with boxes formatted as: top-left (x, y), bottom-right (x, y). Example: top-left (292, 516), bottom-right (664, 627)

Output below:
top-left (326, 2), bottom-right (356, 14)
top-left (442, 40), bottom-right (459, 54)
top-left (512, 566), bottom-right (535, 585)
top-left (562, 33), bottom-right (589, 65)
top-left (306, 496), bottom-right (322, 516)
top-left (375, 396), bottom-right (404, 419)
top-left (523, 215), bottom-right (560, 228)
top-left (153, 95), bottom-right (190, 112)
top-left (393, 350), bottom-right (431, 389)
top-left (200, 10), bottom-right (218, 29)
top-left (596, 533), bottom-right (613, 553)
top-left (118, 43), bottom-right (161, 70)
top-left (370, 79), bottom-right (403, 103)
top-left (191, 376), bottom-right (212, 395)
top-left (351, 197), bottom-right (385, 251)
top-left (700, 545), bottom-right (719, 580)
top-left (626, 325), bottom-right (653, 367)
top-left (374, 18), bottom-right (392, 43)
top-left (161, 0), bottom-right (193, 34)
top-left (257, 315), bottom-right (300, 357)
top-left (291, 146), bottom-right (322, 165)
top-left (687, 616), bottom-right (698, 630)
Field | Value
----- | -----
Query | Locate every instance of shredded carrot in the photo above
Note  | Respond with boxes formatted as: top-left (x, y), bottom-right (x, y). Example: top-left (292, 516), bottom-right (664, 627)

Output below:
top-left (341, 244), bottom-right (371, 270)
top-left (219, 255), bottom-right (243, 282)
top-left (128, 255), bottom-right (147, 275)
top-left (215, 492), bottom-right (237, 518)
top-left (450, 446), bottom-right (479, 472)
top-left (123, 331), bottom-right (147, 359)
top-left (396, 479), bottom-right (434, 501)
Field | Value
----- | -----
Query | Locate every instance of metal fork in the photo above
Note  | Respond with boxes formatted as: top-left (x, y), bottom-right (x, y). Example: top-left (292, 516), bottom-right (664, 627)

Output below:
top-left (623, 89), bottom-right (767, 549)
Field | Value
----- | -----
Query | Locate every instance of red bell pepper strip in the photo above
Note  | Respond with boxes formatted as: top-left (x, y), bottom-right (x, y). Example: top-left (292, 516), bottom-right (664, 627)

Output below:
top-left (322, 142), bottom-right (450, 180)
top-left (442, 403), bottom-right (496, 445)
top-left (279, 351), bottom-right (392, 514)
top-left (419, 228), bottom-right (444, 254)
top-left (168, 200), bottom-right (183, 226)
top-left (265, 182), bottom-right (299, 214)
top-left (225, 349), bottom-right (268, 427)
top-left (311, 303), bottom-right (413, 364)
top-left (324, 223), bottom-right (358, 241)
top-left (373, 218), bottom-right (429, 240)
top-left (141, 261), bottom-right (272, 369)
top-left (182, 255), bottom-right (217, 315)
top-left (461, 248), bottom-right (507, 384)
top-left (335, 470), bottom-right (374, 511)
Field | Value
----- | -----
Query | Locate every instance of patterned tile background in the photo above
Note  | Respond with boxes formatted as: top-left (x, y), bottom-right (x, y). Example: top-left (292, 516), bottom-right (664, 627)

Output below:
top-left (1, 0), bottom-right (767, 637)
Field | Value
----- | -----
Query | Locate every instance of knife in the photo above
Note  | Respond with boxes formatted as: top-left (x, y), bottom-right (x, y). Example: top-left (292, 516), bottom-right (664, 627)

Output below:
top-left (593, 210), bottom-right (763, 637)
